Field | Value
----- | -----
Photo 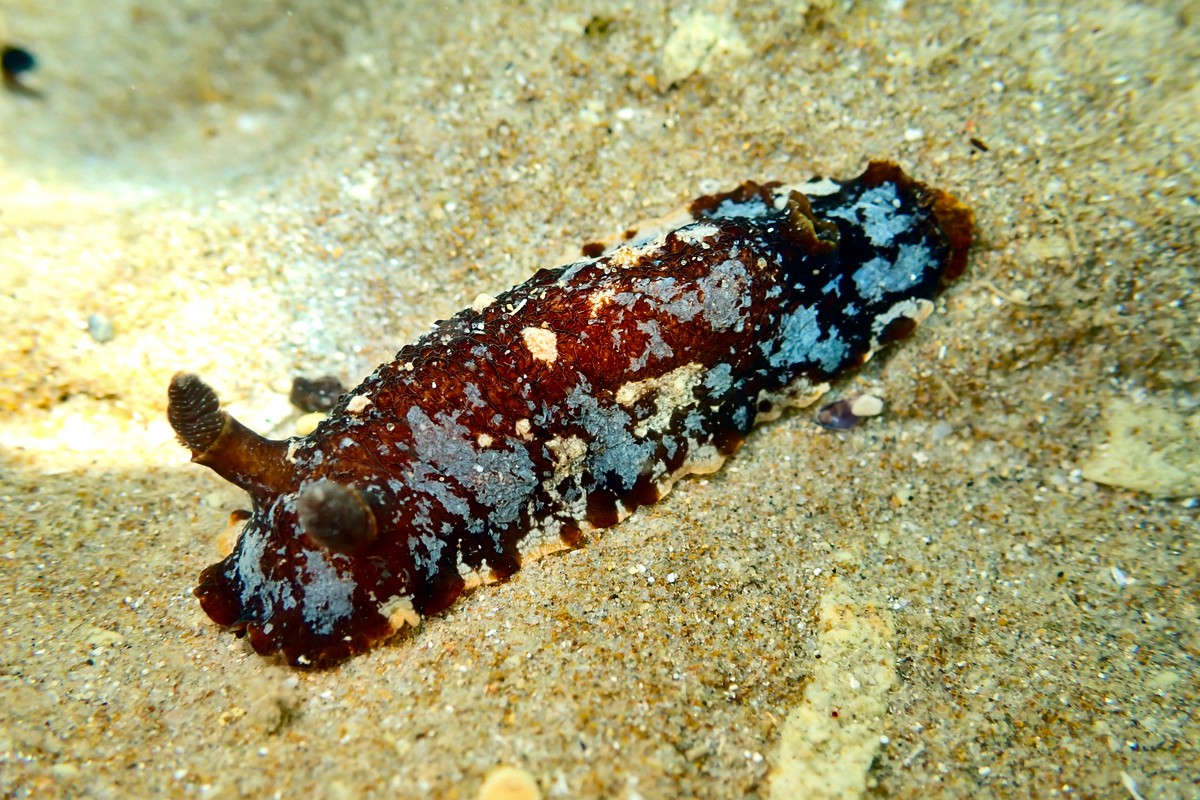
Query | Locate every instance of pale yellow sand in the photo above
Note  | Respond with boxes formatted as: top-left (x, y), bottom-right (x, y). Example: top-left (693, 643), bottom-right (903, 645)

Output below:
top-left (1, 2), bottom-right (1197, 798)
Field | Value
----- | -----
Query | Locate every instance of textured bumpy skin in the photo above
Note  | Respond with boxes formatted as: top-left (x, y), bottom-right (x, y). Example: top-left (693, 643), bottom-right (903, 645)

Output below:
top-left (170, 161), bottom-right (972, 667)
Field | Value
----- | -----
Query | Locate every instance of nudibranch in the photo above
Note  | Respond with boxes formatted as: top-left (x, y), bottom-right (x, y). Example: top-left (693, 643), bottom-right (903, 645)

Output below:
top-left (169, 161), bottom-right (972, 666)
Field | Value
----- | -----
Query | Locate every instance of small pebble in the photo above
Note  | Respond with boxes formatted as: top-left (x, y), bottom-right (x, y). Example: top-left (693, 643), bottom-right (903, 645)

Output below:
top-left (1, 45), bottom-right (36, 77)
top-left (87, 313), bottom-right (115, 343)
top-left (2, 45), bottom-right (41, 97)
top-left (295, 411), bottom-right (327, 436)
top-left (478, 766), bottom-right (540, 800)
top-left (849, 394), bottom-right (884, 417)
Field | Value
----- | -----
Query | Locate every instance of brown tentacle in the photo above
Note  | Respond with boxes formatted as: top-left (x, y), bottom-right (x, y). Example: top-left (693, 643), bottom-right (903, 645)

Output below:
top-left (783, 189), bottom-right (839, 255)
top-left (297, 479), bottom-right (379, 555)
top-left (167, 372), bottom-right (296, 501)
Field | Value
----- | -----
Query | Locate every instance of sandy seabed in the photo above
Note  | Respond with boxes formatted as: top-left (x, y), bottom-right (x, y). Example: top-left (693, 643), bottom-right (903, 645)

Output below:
top-left (1, 1), bottom-right (1197, 798)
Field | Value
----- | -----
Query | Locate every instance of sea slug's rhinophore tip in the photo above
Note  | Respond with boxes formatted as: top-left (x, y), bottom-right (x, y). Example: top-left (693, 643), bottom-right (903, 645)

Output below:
top-left (167, 372), bottom-right (295, 500)
top-left (297, 480), bottom-right (379, 556)
top-left (168, 372), bottom-right (224, 454)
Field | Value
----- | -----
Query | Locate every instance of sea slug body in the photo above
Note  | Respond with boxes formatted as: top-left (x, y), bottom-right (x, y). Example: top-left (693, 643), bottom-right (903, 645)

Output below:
top-left (168, 161), bottom-right (973, 667)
